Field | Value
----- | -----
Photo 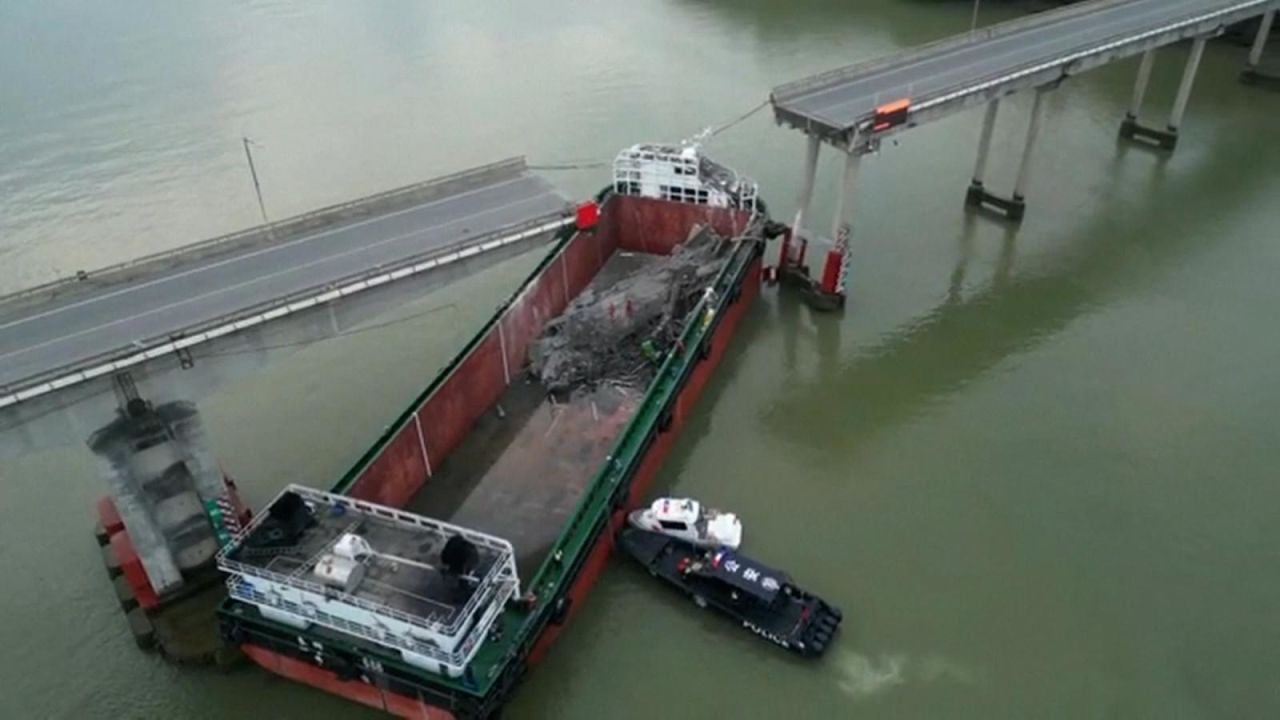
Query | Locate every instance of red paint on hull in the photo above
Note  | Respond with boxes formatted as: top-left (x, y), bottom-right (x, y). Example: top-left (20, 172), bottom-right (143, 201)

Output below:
top-left (242, 645), bottom-right (456, 719)
top-left (96, 496), bottom-right (125, 535)
top-left (97, 482), bottom-right (253, 611)
top-left (110, 531), bottom-right (161, 609)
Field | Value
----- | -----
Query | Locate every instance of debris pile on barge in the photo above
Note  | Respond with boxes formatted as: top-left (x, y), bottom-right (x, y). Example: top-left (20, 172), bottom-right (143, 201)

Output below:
top-left (530, 224), bottom-right (733, 394)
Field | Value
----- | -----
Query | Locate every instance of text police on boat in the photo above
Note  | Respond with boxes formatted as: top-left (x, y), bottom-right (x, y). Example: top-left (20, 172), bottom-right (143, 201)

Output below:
top-left (618, 527), bottom-right (841, 657)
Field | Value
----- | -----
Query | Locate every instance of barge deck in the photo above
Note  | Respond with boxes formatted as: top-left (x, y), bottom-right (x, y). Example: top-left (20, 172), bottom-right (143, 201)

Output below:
top-left (406, 250), bottom-right (701, 578)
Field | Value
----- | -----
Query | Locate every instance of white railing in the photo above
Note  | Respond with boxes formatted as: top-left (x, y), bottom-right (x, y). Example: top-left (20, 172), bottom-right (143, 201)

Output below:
top-left (227, 564), bottom-right (518, 673)
top-left (0, 213), bottom-right (574, 411)
top-left (912, 0), bottom-right (1278, 118)
top-left (613, 144), bottom-right (758, 212)
top-left (217, 484), bottom-right (520, 638)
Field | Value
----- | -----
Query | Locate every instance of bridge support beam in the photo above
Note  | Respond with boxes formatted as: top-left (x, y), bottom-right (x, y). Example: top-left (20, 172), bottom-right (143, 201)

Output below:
top-left (1241, 10), bottom-right (1278, 87)
top-left (792, 135), bottom-right (821, 240)
top-left (1009, 87), bottom-right (1048, 219)
top-left (802, 145), bottom-right (862, 311)
top-left (1167, 36), bottom-right (1208, 140)
top-left (777, 135), bottom-right (821, 288)
top-left (965, 100), bottom-right (1000, 207)
top-left (1119, 49), bottom-right (1157, 137)
top-left (1121, 37), bottom-right (1207, 151)
top-left (965, 88), bottom-right (1046, 222)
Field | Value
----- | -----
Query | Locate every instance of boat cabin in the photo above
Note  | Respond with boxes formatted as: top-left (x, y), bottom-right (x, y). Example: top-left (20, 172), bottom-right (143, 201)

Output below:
top-left (218, 485), bottom-right (520, 678)
top-left (613, 141), bottom-right (758, 212)
top-left (648, 497), bottom-right (703, 533)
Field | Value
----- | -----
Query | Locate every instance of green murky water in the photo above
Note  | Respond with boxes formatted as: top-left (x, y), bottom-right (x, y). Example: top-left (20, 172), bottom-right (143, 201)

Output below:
top-left (2, 1), bottom-right (1279, 718)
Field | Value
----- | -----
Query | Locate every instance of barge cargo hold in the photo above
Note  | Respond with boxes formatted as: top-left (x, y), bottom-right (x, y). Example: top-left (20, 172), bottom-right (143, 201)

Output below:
top-left (218, 145), bottom-right (772, 719)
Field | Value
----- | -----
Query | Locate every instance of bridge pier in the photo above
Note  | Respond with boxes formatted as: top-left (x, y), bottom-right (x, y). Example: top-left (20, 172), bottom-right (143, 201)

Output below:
top-left (808, 146), bottom-right (862, 310)
top-left (1121, 37), bottom-right (1207, 151)
top-left (965, 88), bottom-right (1047, 222)
top-left (776, 135), bottom-right (821, 290)
top-left (1241, 10), bottom-right (1277, 87)
top-left (965, 100), bottom-right (1000, 208)
top-left (1119, 49), bottom-right (1157, 138)
top-left (792, 135), bottom-right (821, 235)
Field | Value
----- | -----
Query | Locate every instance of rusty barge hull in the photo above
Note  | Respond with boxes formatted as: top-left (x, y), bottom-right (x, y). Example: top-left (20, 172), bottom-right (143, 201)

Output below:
top-left (219, 192), bottom-right (765, 718)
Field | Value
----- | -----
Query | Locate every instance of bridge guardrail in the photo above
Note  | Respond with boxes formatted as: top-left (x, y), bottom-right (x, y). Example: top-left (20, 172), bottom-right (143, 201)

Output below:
top-left (0, 157), bottom-right (530, 316)
top-left (0, 207), bottom-right (574, 409)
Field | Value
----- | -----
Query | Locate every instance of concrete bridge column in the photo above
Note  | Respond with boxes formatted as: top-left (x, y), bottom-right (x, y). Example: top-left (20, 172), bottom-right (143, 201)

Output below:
top-left (792, 134), bottom-right (822, 241)
top-left (1242, 10), bottom-right (1277, 86)
top-left (1120, 37), bottom-right (1207, 151)
top-left (964, 88), bottom-right (1047, 222)
top-left (829, 144), bottom-right (863, 251)
top-left (1009, 86), bottom-right (1049, 219)
top-left (965, 100), bottom-right (1001, 207)
top-left (1166, 35), bottom-right (1208, 145)
top-left (804, 144), bottom-right (863, 310)
top-left (1119, 49), bottom-right (1156, 138)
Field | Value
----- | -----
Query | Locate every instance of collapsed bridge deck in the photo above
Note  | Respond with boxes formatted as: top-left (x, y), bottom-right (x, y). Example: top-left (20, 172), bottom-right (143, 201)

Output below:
top-left (0, 158), bottom-right (571, 409)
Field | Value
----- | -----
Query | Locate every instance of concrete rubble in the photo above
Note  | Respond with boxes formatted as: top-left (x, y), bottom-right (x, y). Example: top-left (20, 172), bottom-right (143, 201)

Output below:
top-left (529, 224), bottom-right (733, 394)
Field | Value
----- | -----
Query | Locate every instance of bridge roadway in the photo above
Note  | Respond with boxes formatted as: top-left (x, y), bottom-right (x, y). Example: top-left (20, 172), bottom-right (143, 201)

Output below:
top-left (0, 158), bottom-right (572, 409)
top-left (772, 0), bottom-right (1279, 144)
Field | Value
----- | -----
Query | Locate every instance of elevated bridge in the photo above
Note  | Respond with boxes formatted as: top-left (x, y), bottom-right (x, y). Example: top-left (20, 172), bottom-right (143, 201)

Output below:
top-left (0, 159), bottom-right (574, 409)
top-left (769, 0), bottom-right (1278, 308)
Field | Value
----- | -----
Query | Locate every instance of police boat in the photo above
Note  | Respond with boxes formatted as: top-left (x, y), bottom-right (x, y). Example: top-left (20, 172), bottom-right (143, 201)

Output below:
top-left (618, 527), bottom-right (841, 657)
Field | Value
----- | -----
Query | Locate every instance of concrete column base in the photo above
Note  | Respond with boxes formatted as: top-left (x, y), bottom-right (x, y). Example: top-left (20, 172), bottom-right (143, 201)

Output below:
top-left (1119, 116), bottom-right (1178, 150)
top-left (800, 286), bottom-right (846, 312)
top-left (777, 258), bottom-right (845, 312)
top-left (1240, 67), bottom-right (1280, 89)
top-left (965, 181), bottom-right (1027, 222)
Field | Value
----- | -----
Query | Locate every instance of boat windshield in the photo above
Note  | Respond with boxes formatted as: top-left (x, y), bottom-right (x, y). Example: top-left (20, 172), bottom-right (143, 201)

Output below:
top-left (695, 506), bottom-right (720, 536)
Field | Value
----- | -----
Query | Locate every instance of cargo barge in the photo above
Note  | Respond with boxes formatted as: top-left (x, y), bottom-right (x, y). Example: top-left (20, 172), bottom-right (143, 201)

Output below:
top-left (217, 143), bottom-right (778, 718)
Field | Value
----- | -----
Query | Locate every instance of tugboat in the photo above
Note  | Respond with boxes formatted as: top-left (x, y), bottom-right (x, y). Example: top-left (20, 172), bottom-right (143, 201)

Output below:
top-left (618, 527), bottom-right (841, 657)
top-left (627, 497), bottom-right (743, 549)
top-left (218, 140), bottom-right (785, 718)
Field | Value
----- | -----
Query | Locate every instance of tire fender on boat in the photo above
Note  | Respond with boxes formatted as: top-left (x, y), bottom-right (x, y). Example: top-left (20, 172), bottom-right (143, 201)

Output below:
top-left (657, 407), bottom-right (673, 432)
top-left (550, 596), bottom-right (572, 626)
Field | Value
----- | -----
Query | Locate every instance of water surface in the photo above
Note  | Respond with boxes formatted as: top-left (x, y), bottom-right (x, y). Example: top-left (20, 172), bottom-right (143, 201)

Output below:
top-left (2, 1), bottom-right (1279, 718)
